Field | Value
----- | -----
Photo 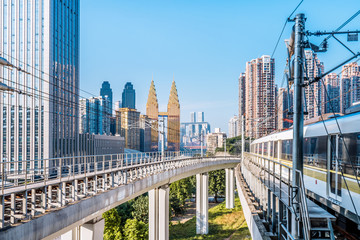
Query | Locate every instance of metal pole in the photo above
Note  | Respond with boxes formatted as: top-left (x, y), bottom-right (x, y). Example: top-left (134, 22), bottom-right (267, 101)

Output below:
top-left (161, 119), bottom-right (165, 162)
top-left (200, 130), bottom-right (203, 157)
top-left (291, 13), bottom-right (305, 239)
top-left (224, 138), bottom-right (226, 156)
top-left (241, 115), bottom-right (245, 162)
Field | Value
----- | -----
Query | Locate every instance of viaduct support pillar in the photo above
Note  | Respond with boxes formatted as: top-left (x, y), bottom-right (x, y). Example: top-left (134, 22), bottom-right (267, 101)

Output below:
top-left (149, 185), bottom-right (169, 240)
top-left (225, 168), bottom-right (234, 209)
top-left (196, 173), bottom-right (208, 235)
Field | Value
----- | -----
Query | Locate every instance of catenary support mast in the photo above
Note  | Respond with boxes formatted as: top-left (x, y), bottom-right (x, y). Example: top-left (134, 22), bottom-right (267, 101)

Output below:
top-left (291, 13), bottom-right (305, 239)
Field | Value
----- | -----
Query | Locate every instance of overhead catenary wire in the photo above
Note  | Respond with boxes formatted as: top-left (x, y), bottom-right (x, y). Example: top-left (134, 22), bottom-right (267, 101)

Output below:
top-left (270, 0), bottom-right (304, 59)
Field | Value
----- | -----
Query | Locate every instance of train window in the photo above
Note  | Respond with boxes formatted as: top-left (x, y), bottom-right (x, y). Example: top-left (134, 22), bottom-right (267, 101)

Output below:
top-left (303, 136), bottom-right (327, 168)
top-left (281, 140), bottom-right (292, 160)
top-left (339, 133), bottom-right (360, 176)
top-left (263, 143), bottom-right (268, 156)
top-left (270, 141), bottom-right (274, 157)
top-left (274, 141), bottom-right (278, 159)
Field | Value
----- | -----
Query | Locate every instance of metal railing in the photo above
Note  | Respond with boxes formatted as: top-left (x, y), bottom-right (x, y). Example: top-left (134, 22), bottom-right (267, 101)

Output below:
top-left (295, 169), bottom-right (310, 240)
top-left (243, 152), bottom-right (311, 239)
top-left (0, 151), bottom-right (193, 194)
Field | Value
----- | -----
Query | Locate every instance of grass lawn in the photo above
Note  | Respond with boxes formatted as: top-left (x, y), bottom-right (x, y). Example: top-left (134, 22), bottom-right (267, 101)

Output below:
top-left (169, 197), bottom-right (251, 240)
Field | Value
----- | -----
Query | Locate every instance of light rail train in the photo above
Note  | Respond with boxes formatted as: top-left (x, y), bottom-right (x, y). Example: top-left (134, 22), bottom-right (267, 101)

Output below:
top-left (250, 111), bottom-right (360, 232)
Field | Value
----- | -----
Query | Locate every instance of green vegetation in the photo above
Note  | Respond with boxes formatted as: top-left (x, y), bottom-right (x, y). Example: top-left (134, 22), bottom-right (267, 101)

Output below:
top-left (209, 170), bottom-right (225, 203)
top-left (215, 135), bottom-right (251, 155)
top-left (103, 170), bottom-right (240, 240)
top-left (169, 197), bottom-right (251, 240)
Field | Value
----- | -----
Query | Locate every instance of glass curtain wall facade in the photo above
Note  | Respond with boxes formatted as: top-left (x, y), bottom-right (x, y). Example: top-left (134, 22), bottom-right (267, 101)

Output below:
top-left (0, 0), bottom-right (79, 173)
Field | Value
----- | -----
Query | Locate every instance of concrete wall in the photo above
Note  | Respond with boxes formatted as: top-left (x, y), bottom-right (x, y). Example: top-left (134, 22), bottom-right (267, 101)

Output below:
top-left (235, 165), bottom-right (271, 240)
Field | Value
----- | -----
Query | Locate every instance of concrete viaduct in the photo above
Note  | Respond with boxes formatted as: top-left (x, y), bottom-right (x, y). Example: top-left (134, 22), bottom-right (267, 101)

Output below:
top-left (0, 152), bottom-right (240, 240)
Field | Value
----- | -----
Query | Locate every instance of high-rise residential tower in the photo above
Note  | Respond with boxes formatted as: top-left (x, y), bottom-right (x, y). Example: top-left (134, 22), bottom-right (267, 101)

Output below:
top-left (304, 50), bottom-right (324, 119)
top-left (238, 73), bottom-right (246, 136)
top-left (166, 81), bottom-right (180, 151)
top-left (122, 82), bottom-right (136, 109)
top-left (322, 73), bottom-right (340, 114)
top-left (228, 116), bottom-right (239, 138)
top-left (0, 1), bottom-right (79, 172)
top-left (341, 62), bottom-right (360, 113)
top-left (100, 81), bottom-right (113, 114)
top-left (245, 55), bottom-right (276, 139)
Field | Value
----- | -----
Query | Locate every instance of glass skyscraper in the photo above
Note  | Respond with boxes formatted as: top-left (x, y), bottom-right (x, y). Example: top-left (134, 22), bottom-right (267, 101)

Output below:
top-left (122, 82), bottom-right (136, 109)
top-left (100, 81), bottom-right (113, 113)
top-left (0, 1), bottom-right (79, 172)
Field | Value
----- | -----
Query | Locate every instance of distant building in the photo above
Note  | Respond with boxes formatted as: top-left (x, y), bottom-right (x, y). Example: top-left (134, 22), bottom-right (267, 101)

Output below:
top-left (80, 96), bottom-right (111, 135)
top-left (115, 101), bottom-right (122, 111)
top-left (228, 116), bottom-right (239, 138)
top-left (190, 112), bottom-right (196, 122)
top-left (245, 55), bottom-right (276, 139)
top-left (181, 112), bottom-right (211, 149)
top-left (116, 108), bottom-right (140, 150)
top-left (322, 73), bottom-right (340, 114)
top-left (238, 73), bottom-right (246, 135)
top-left (146, 79), bottom-right (181, 151)
top-left (304, 50), bottom-right (324, 119)
top-left (122, 82), bottom-right (136, 109)
top-left (78, 134), bottom-right (125, 156)
top-left (140, 115), bottom-right (151, 152)
top-left (277, 88), bottom-right (293, 131)
top-left (341, 62), bottom-right (360, 113)
top-left (206, 129), bottom-right (227, 153)
top-left (197, 112), bottom-right (205, 122)
top-left (100, 81), bottom-right (113, 114)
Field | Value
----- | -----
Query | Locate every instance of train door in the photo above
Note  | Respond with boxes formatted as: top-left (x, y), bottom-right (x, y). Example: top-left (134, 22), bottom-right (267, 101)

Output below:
top-left (327, 135), bottom-right (342, 201)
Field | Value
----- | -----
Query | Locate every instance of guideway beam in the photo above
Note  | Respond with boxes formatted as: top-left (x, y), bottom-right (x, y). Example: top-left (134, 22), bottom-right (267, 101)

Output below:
top-left (149, 185), bottom-right (169, 240)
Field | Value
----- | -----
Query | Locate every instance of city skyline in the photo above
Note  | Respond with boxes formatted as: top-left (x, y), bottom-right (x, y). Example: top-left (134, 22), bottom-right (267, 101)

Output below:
top-left (80, 0), bottom-right (359, 133)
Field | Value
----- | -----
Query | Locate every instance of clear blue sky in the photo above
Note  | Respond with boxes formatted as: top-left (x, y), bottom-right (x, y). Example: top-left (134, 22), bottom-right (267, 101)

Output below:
top-left (80, 0), bottom-right (360, 133)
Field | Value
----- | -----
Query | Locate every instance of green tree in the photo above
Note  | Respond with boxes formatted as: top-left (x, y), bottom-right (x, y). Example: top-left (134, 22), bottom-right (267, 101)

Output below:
top-left (124, 219), bottom-right (148, 240)
top-left (103, 208), bottom-right (123, 240)
top-left (209, 169), bottom-right (225, 203)
top-left (169, 178), bottom-right (194, 215)
top-left (131, 195), bottom-right (149, 224)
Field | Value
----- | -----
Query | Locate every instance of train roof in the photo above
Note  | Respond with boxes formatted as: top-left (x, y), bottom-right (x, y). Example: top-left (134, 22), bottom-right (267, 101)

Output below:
top-left (251, 112), bottom-right (360, 144)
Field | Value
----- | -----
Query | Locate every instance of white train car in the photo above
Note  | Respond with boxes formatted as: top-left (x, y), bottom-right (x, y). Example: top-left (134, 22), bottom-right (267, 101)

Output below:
top-left (250, 112), bottom-right (360, 230)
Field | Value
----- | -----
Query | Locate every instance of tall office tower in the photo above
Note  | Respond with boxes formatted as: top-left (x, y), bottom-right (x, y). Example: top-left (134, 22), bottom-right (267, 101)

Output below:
top-left (116, 108), bottom-right (140, 150)
top-left (277, 88), bottom-right (293, 131)
top-left (304, 50), bottom-right (324, 120)
top-left (146, 79), bottom-right (159, 151)
top-left (167, 80), bottom-right (180, 151)
top-left (228, 116), bottom-right (239, 138)
top-left (197, 112), bottom-right (204, 122)
top-left (140, 115), bottom-right (151, 152)
top-left (80, 96), bottom-right (111, 135)
top-left (245, 55), bottom-right (276, 139)
top-left (322, 73), bottom-right (340, 114)
top-left (190, 112), bottom-right (196, 122)
top-left (100, 81), bottom-right (113, 114)
top-left (0, 1), bottom-right (79, 172)
top-left (341, 62), bottom-right (360, 113)
top-left (122, 82), bottom-right (136, 109)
